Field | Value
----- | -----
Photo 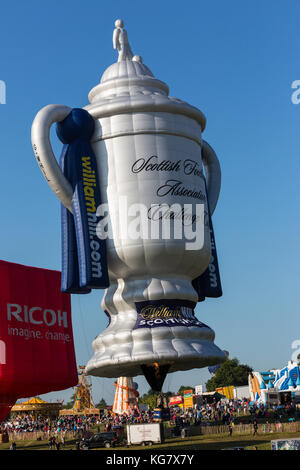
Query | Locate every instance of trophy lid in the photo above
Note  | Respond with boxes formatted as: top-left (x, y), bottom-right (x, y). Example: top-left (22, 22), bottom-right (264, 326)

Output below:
top-left (100, 55), bottom-right (154, 83)
top-left (88, 19), bottom-right (169, 103)
top-left (86, 19), bottom-right (206, 131)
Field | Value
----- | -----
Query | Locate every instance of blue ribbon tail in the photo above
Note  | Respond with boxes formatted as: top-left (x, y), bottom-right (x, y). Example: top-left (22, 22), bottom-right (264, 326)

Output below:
top-left (192, 179), bottom-right (222, 302)
top-left (60, 144), bottom-right (91, 294)
top-left (58, 109), bottom-right (109, 294)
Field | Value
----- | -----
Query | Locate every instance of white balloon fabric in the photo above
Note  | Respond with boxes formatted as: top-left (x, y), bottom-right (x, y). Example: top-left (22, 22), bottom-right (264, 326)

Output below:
top-left (31, 20), bottom-right (226, 389)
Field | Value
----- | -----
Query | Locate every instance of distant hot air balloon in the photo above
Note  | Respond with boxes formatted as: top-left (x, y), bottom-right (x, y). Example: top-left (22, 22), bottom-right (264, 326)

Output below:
top-left (208, 365), bottom-right (221, 376)
top-left (0, 260), bottom-right (78, 423)
top-left (133, 382), bottom-right (139, 391)
top-left (208, 350), bottom-right (229, 376)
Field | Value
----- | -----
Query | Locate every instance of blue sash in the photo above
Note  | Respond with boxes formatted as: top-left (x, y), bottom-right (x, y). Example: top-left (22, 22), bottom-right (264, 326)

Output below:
top-left (57, 108), bottom-right (109, 293)
top-left (192, 179), bottom-right (222, 301)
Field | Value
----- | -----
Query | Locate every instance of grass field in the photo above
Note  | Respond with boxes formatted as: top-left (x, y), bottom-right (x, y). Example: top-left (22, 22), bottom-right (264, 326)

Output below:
top-left (1, 430), bottom-right (300, 451)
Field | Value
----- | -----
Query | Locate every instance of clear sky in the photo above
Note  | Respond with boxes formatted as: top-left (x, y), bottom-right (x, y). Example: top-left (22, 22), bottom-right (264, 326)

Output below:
top-left (0, 0), bottom-right (299, 406)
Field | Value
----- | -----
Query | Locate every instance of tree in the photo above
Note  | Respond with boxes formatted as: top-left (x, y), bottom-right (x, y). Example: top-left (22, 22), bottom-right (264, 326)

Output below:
top-left (139, 389), bottom-right (173, 409)
top-left (177, 385), bottom-right (195, 395)
top-left (95, 398), bottom-right (107, 409)
top-left (206, 357), bottom-right (252, 392)
top-left (63, 393), bottom-right (76, 409)
top-left (139, 389), bottom-right (159, 409)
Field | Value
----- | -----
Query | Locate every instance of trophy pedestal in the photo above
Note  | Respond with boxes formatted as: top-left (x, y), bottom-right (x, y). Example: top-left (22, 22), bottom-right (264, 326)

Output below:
top-left (85, 277), bottom-right (225, 389)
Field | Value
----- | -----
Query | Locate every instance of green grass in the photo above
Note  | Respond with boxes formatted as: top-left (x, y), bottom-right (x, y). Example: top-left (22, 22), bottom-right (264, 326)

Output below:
top-left (1, 430), bottom-right (300, 451)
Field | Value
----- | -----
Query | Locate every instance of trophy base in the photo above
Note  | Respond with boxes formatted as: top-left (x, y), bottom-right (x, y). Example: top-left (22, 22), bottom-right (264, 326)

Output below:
top-left (85, 279), bottom-right (226, 389)
top-left (85, 326), bottom-right (226, 387)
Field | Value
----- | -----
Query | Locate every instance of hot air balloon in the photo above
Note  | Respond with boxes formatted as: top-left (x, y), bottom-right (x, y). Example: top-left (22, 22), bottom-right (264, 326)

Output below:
top-left (31, 19), bottom-right (226, 392)
top-left (0, 260), bottom-right (78, 423)
top-left (208, 351), bottom-right (229, 376)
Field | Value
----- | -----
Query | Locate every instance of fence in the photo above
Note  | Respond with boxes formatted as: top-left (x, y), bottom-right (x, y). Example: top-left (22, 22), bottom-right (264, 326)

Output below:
top-left (200, 421), bottom-right (299, 436)
top-left (6, 430), bottom-right (76, 442)
top-left (6, 421), bottom-right (300, 442)
top-left (165, 421), bottom-right (300, 438)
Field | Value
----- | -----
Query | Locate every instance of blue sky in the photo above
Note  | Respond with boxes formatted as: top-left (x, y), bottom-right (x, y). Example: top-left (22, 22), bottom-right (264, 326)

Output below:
top-left (0, 0), bottom-right (299, 405)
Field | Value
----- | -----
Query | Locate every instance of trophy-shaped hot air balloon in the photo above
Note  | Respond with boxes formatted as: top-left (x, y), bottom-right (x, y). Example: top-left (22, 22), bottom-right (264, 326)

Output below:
top-left (31, 19), bottom-right (226, 392)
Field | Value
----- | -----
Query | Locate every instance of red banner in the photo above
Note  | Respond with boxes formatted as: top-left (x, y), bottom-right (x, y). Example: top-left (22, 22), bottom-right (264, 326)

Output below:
top-left (0, 260), bottom-right (78, 419)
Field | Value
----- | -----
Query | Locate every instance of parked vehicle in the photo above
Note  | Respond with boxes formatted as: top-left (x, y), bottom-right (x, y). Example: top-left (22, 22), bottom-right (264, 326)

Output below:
top-left (78, 431), bottom-right (118, 450)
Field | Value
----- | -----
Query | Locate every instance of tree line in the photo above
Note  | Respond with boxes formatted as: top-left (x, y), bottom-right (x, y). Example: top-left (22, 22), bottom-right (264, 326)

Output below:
top-left (64, 357), bottom-right (255, 409)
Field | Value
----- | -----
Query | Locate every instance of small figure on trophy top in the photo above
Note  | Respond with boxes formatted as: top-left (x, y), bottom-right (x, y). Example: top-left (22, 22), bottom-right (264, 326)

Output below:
top-left (113, 19), bottom-right (134, 62)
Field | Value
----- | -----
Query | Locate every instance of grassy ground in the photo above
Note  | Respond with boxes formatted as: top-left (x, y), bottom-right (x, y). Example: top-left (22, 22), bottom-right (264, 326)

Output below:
top-left (1, 430), bottom-right (300, 451)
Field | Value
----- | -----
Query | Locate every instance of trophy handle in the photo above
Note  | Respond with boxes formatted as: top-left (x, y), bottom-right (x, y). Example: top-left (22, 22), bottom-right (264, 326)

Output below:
top-left (31, 104), bottom-right (73, 212)
top-left (202, 140), bottom-right (221, 215)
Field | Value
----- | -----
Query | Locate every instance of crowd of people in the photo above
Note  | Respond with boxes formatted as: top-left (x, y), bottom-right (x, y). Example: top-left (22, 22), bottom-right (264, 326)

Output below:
top-left (1, 397), bottom-right (298, 445)
top-left (169, 398), bottom-right (299, 437)
top-left (2, 414), bottom-right (100, 436)
top-left (173, 398), bottom-right (298, 426)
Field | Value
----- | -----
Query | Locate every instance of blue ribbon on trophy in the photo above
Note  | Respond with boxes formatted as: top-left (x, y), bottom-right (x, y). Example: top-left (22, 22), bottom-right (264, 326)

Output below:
top-left (56, 108), bottom-right (109, 293)
top-left (192, 179), bottom-right (222, 302)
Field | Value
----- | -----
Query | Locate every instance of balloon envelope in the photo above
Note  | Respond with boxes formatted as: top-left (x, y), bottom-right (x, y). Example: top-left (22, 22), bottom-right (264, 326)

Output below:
top-left (0, 395), bottom-right (16, 424)
top-left (0, 260), bottom-right (78, 421)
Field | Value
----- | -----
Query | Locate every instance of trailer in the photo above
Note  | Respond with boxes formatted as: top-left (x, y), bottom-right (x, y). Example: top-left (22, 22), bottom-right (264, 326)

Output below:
top-left (126, 423), bottom-right (164, 446)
